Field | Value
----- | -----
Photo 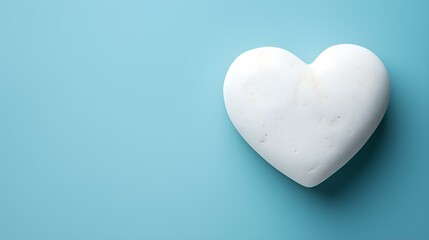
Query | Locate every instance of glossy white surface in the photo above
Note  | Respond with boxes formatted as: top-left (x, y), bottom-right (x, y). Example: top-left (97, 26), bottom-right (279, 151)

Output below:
top-left (224, 44), bottom-right (390, 187)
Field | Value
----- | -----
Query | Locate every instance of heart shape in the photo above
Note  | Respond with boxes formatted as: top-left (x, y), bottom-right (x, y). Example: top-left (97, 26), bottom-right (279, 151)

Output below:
top-left (223, 44), bottom-right (389, 187)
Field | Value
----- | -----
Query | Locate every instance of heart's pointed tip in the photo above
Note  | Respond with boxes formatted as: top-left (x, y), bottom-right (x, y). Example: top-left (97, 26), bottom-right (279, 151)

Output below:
top-left (296, 180), bottom-right (322, 188)
top-left (292, 173), bottom-right (330, 188)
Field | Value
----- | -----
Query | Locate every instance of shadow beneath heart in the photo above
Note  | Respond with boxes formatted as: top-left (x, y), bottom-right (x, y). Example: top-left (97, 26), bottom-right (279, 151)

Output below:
top-left (311, 106), bottom-right (392, 198)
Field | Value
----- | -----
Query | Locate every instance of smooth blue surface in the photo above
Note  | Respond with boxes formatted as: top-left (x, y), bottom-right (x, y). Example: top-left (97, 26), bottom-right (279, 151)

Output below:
top-left (1, 0), bottom-right (428, 239)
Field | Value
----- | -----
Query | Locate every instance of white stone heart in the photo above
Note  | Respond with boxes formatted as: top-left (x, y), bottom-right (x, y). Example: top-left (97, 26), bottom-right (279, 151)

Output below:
top-left (224, 44), bottom-right (389, 187)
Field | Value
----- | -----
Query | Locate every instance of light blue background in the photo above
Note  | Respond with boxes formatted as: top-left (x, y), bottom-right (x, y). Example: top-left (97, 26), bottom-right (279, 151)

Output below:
top-left (1, 0), bottom-right (428, 239)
